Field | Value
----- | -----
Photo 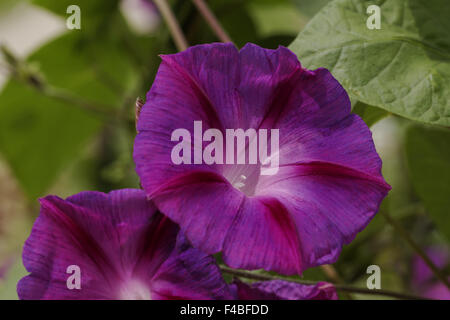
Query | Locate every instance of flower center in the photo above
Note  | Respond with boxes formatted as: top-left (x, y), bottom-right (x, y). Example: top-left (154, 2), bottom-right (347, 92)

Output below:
top-left (223, 165), bottom-right (260, 197)
top-left (232, 175), bottom-right (247, 190)
top-left (118, 279), bottom-right (152, 300)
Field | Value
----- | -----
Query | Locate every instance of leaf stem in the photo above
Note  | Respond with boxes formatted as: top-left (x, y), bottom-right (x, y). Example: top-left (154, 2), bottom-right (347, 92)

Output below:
top-left (191, 0), bottom-right (233, 44)
top-left (380, 210), bottom-right (450, 289)
top-left (153, 0), bottom-right (189, 51)
top-left (220, 266), bottom-right (426, 300)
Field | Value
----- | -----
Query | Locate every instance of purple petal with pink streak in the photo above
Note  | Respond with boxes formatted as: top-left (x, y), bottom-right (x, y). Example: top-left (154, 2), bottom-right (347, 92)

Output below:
top-left (17, 189), bottom-right (231, 300)
top-left (232, 279), bottom-right (338, 300)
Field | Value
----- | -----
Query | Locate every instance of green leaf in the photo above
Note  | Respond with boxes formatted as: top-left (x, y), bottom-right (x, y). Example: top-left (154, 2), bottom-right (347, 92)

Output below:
top-left (405, 126), bottom-right (450, 238)
top-left (0, 32), bottom-right (136, 199)
top-left (352, 101), bottom-right (389, 127)
top-left (289, 0), bottom-right (450, 126)
top-left (291, 0), bottom-right (332, 18)
top-left (246, 0), bottom-right (307, 38)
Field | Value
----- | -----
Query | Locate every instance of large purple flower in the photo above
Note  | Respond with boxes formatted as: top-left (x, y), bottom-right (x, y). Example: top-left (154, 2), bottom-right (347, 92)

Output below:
top-left (134, 43), bottom-right (390, 275)
top-left (17, 189), bottom-right (232, 300)
top-left (231, 279), bottom-right (338, 300)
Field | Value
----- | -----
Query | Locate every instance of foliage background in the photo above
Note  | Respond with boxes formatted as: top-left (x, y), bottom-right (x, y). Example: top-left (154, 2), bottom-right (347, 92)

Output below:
top-left (0, 0), bottom-right (448, 299)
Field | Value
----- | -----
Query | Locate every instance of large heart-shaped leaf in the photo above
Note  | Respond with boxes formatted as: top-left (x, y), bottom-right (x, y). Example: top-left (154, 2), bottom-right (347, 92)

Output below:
top-left (289, 0), bottom-right (450, 126)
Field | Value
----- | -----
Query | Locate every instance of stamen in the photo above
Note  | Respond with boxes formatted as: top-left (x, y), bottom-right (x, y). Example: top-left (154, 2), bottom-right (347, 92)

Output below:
top-left (233, 175), bottom-right (247, 189)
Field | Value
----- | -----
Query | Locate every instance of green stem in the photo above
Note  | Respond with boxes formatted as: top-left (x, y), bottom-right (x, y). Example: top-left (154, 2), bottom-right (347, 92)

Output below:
top-left (42, 85), bottom-right (115, 119)
top-left (220, 266), bottom-right (426, 300)
top-left (380, 210), bottom-right (450, 289)
top-left (1, 48), bottom-right (118, 121)
top-left (153, 0), bottom-right (189, 51)
top-left (191, 0), bottom-right (233, 44)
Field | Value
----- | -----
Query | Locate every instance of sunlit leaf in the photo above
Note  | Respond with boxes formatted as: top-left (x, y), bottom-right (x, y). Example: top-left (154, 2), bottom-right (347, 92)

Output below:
top-left (290, 0), bottom-right (450, 126)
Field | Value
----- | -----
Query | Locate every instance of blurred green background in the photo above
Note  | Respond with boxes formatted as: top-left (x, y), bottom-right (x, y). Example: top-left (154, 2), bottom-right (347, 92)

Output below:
top-left (0, 0), bottom-right (448, 299)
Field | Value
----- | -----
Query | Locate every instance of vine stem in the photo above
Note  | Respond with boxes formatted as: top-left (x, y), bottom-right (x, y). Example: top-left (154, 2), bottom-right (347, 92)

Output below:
top-left (191, 0), bottom-right (233, 44)
top-left (153, 0), bottom-right (189, 51)
top-left (220, 266), bottom-right (426, 300)
top-left (320, 265), bottom-right (353, 300)
top-left (1, 46), bottom-right (118, 121)
top-left (380, 210), bottom-right (450, 289)
top-left (15, 74), bottom-right (116, 120)
top-left (43, 86), bottom-right (116, 119)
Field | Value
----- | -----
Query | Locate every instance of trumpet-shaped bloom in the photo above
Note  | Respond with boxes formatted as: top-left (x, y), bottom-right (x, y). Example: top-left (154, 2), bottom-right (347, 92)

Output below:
top-left (17, 189), bottom-right (232, 300)
top-left (134, 43), bottom-right (391, 275)
top-left (232, 279), bottom-right (338, 300)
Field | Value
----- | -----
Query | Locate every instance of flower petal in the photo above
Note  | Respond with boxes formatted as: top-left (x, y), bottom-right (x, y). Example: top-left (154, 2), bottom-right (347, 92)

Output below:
top-left (274, 69), bottom-right (383, 175)
top-left (18, 194), bottom-right (118, 299)
top-left (134, 45), bottom-right (236, 198)
top-left (152, 172), bottom-right (244, 254)
top-left (151, 233), bottom-right (233, 300)
top-left (66, 190), bottom-right (178, 279)
top-left (257, 164), bottom-right (389, 269)
top-left (237, 43), bottom-right (304, 129)
top-left (423, 283), bottom-right (450, 300)
top-left (18, 189), bottom-right (232, 300)
top-left (412, 246), bottom-right (449, 287)
top-left (134, 43), bottom-right (308, 198)
top-left (17, 190), bottom-right (173, 299)
top-left (222, 196), bottom-right (303, 275)
top-left (233, 279), bottom-right (338, 300)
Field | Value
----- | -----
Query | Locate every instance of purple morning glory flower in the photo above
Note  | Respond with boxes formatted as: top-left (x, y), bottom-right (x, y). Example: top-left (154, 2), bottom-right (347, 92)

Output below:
top-left (17, 189), bottom-right (232, 300)
top-left (134, 43), bottom-right (391, 275)
top-left (412, 247), bottom-right (450, 300)
top-left (231, 279), bottom-right (338, 300)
